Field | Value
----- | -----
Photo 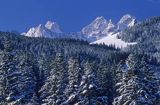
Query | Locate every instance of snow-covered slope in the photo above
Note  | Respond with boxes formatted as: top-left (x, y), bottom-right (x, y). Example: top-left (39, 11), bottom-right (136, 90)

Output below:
top-left (91, 33), bottom-right (137, 48)
top-left (88, 14), bottom-right (137, 48)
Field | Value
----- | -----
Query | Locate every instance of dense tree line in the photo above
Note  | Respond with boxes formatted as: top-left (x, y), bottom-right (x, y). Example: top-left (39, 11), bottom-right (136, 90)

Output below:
top-left (0, 32), bottom-right (159, 105)
top-left (119, 16), bottom-right (160, 62)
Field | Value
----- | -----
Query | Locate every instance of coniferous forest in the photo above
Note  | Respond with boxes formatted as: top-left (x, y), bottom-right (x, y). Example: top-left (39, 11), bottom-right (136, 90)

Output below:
top-left (0, 17), bottom-right (160, 105)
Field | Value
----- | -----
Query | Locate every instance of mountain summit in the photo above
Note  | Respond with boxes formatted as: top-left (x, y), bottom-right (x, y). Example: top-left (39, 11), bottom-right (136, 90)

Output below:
top-left (22, 21), bottom-right (62, 38)
top-left (22, 14), bottom-right (137, 48)
top-left (82, 14), bottom-right (136, 36)
top-left (81, 16), bottom-right (116, 40)
top-left (89, 14), bottom-right (137, 48)
top-left (45, 21), bottom-right (62, 33)
top-left (117, 14), bottom-right (137, 31)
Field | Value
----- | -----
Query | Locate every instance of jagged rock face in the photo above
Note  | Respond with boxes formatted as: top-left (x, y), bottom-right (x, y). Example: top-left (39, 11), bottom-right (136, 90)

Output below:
top-left (45, 21), bottom-right (62, 33)
top-left (83, 14), bottom-right (137, 48)
top-left (23, 21), bottom-right (62, 38)
top-left (81, 14), bottom-right (136, 40)
top-left (117, 14), bottom-right (137, 31)
top-left (22, 14), bottom-right (136, 39)
top-left (81, 16), bottom-right (116, 39)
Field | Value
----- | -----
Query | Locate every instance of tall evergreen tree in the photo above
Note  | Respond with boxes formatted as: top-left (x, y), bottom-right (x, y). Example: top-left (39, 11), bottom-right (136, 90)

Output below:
top-left (63, 57), bottom-right (82, 104)
top-left (113, 54), bottom-right (159, 105)
top-left (15, 52), bottom-right (37, 104)
top-left (0, 38), bottom-right (20, 104)
top-left (78, 61), bottom-right (108, 105)
top-left (0, 51), bottom-right (8, 105)
top-left (97, 61), bottom-right (114, 104)
top-left (0, 51), bottom-right (37, 105)
top-left (39, 53), bottom-right (67, 105)
top-left (38, 53), bottom-right (51, 87)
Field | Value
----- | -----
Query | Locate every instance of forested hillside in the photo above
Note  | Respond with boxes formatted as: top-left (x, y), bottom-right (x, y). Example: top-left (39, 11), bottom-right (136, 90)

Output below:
top-left (121, 17), bottom-right (160, 62)
top-left (0, 31), bottom-right (159, 105)
top-left (0, 32), bottom-right (122, 105)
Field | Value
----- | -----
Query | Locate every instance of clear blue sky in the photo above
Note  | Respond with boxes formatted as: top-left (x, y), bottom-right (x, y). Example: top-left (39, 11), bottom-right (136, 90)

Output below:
top-left (0, 0), bottom-right (160, 33)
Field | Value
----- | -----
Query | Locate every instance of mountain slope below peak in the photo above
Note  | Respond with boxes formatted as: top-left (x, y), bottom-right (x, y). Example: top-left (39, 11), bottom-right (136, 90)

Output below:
top-left (91, 33), bottom-right (137, 48)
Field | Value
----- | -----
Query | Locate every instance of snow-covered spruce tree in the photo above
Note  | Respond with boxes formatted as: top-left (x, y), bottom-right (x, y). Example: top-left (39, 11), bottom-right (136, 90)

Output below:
top-left (97, 61), bottom-right (110, 90)
top-left (62, 57), bottom-right (82, 104)
top-left (39, 52), bottom-right (68, 105)
top-left (0, 51), bottom-right (37, 105)
top-left (156, 83), bottom-right (160, 105)
top-left (115, 61), bottom-right (124, 85)
top-left (78, 61), bottom-right (108, 105)
top-left (139, 56), bottom-right (159, 105)
top-left (0, 39), bottom-right (22, 104)
top-left (97, 60), bottom-right (114, 104)
top-left (113, 60), bottom-right (125, 100)
top-left (5, 52), bottom-right (22, 105)
top-left (0, 50), bottom-right (9, 105)
top-left (113, 54), bottom-right (158, 105)
top-left (39, 74), bottom-right (57, 105)
top-left (38, 53), bottom-right (52, 88)
top-left (14, 52), bottom-right (37, 104)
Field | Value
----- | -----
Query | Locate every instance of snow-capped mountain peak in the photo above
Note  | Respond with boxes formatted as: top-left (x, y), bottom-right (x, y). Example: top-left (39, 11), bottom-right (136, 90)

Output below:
top-left (23, 21), bottom-right (62, 38)
top-left (119, 14), bottom-right (136, 23)
top-left (81, 16), bottom-right (107, 36)
top-left (25, 24), bottom-right (49, 37)
top-left (93, 16), bottom-right (106, 23)
top-left (37, 24), bottom-right (46, 30)
top-left (104, 19), bottom-right (116, 31)
top-left (45, 21), bottom-right (62, 33)
top-left (88, 14), bottom-right (137, 48)
top-left (118, 14), bottom-right (137, 30)
top-left (81, 16), bottom-right (116, 40)
top-left (22, 14), bottom-right (137, 48)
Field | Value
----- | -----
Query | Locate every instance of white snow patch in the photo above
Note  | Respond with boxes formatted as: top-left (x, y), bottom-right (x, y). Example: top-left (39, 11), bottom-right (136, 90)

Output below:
top-left (89, 84), bottom-right (94, 89)
top-left (6, 96), bottom-right (11, 101)
top-left (91, 33), bottom-right (137, 48)
top-left (68, 94), bottom-right (76, 101)
top-left (82, 90), bottom-right (87, 94)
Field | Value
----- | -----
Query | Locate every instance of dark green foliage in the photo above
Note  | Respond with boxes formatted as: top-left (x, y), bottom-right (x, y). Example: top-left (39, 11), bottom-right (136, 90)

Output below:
top-left (0, 29), bottom-right (159, 105)
top-left (113, 54), bottom-right (159, 105)
top-left (0, 32), bottom-right (125, 105)
top-left (120, 16), bottom-right (160, 62)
